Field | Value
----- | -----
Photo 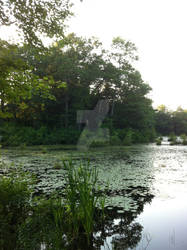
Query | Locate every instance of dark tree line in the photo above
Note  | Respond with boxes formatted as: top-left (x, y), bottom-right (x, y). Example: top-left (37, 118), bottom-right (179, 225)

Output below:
top-left (0, 33), bottom-right (156, 145)
top-left (155, 105), bottom-right (187, 135)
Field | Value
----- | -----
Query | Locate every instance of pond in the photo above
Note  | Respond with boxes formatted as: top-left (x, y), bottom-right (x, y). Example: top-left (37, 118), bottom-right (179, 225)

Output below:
top-left (1, 143), bottom-right (187, 249)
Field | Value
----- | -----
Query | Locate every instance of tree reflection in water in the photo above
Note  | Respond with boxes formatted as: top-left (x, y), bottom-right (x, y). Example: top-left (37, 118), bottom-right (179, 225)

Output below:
top-left (17, 189), bottom-right (153, 250)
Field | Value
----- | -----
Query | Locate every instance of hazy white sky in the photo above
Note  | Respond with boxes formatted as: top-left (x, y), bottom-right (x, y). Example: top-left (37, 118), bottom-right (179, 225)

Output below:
top-left (69, 0), bottom-right (187, 110)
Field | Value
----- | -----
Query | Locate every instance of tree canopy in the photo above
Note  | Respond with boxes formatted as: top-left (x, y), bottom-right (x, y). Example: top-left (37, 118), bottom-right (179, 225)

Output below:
top-left (0, 0), bottom-right (72, 47)
top-left (0, 1), bottom-right (157, 145)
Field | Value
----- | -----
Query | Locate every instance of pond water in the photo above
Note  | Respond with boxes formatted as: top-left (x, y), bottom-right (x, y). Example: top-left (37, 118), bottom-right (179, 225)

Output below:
top-left (1, 143), bottom-right (187, 249)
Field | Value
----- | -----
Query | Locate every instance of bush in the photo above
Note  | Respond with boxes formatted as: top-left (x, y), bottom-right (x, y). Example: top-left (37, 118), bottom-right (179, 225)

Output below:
top-left (168, 133), bottom-right (176, 142)
top-left (79, 129), bottom-right (109, 148)
top-left (168, 133), bottom-right (178, 145)
top-left (90, 140), bottom-right (108, 147)
top-left (155, 138), bottom-right (162, 145)
top-left (110, 135), bottom-right (121, 145)
top-left (180, 134), bottom-right (187, 145)
top-left (0, 122), bottom-right (81, 146)
top-left (122, 130), bottom-right (133, 146)
top-left (131, 130), bottom-right (148, 143)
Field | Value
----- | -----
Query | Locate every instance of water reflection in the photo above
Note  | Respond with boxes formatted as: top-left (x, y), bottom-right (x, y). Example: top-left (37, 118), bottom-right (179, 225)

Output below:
top-left (135, 197), bottom-right (187, 250)
top-left (17, 190), bottom-right (153, 250)
top-left (2, 144), bottom-right (187, 249)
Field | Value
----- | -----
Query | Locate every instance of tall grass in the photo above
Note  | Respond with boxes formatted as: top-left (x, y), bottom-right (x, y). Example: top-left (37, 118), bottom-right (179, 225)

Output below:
top-left (63, 159), bottom-right (103, 243)
top-left (0, 155), bottom-right (105, 249)
top-left (17, 159), bottom-right (105, 249)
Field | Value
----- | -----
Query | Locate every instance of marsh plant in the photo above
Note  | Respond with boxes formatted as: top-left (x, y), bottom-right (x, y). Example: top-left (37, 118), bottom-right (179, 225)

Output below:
top-left (19, 143), bottom-right (27, 150)
top-left (16, 159), bottom-right (106, 249)
top-left (53, 161), bottom-right (62, 169)
top-left (40, 146), bottom-right (48, 154)
top-left (156, 137), bottom-right (162, 145)
top-left (180, 134), bottom-right (187, 145)
top-left (168, 133), bottom-right (178, 145)
top-left (63, 159), bottom-right (105, 243)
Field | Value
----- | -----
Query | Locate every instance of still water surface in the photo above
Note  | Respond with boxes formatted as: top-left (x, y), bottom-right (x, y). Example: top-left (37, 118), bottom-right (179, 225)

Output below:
top-left (101, 144), bottom-right (187, 250)
top-left (1, 143), bottom-right (187, 249)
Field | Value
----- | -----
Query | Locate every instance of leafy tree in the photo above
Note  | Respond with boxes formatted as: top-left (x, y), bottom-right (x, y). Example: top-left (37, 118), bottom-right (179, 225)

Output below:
top-left (20, 34), bottom-right (108, 127)
top-left (155, 106), bottom-right (173, 135)
top-left (155, 106), bottom-right (187, 135)
top-left (17, 35), bottom-right (155, 133)
top-left (0, 31), bottom-right (156, 145)
top-left (0, 39), bottom-right (56, 120)
top-left (173, 107), bottom-right (187, 135)
top-left (0, 0), bottom-right (72, 47)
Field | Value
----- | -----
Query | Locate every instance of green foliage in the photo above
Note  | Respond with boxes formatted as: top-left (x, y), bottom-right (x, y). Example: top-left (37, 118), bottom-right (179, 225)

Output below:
top-left (40, 146), bottom-right (48, 154)
top-left (90, 140), bottom-right (109, 147)
top-left (18, 199), bottom-right (68, 250)
top-left (53, 161), bottom-right (62, 170)
top-left (169, 134), bottom-right (178, 145)
top-left (19, 143), bottom-right (27, 150)
top-left (63, 159), bottom-right (103, 243)
top-left (0, 170), bottom-right (32, 249)
top-left (122, 130), bottom-right (133, 146)
top-left (0, 123), bottom-right (81, 146)
top-left (0, 32), bottom-right (155, 147)
top-left (155, 106), bottom-right (173, 135)
top-left (110, 135), bottom-right (121, 145)
top-left (18, 160), bottom-right (105, 249)
top-left (155, 106), bottom-right (187, 136)
top-left (79, 129), bottom-right (109, 148)
top-left (155, 138), bottom-right (162, 145)
top-left (0, 0), bottom-right (72, 48)
top-left (180, 134), bottom-right (187, 145)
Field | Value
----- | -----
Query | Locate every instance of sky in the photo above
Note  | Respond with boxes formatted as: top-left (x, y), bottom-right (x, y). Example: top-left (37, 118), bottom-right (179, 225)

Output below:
top-left (68, 0), bottom-right (187, 110)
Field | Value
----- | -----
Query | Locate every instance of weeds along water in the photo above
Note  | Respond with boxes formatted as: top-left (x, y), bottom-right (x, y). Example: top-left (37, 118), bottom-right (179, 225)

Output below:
top-left (0, 156), bottom-right (107, 250)
top-left (0, 145), bottom-right (158, 249)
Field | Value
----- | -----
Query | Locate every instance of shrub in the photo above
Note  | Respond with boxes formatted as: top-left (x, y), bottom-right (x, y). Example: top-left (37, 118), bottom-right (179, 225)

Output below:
top-left (90, 140), bottom-right (108, 147)
top-left (110, 135), bottom-right (121, 145)
top-left (155, 138), bottom-right (162, 145)
top-left (53, 161), bottom-right (62, 169)
top-left (0, 122), bottom-right (81, 146)
top-left (168, 134), bottom-right (178, 145)
top-left (180, 134), bottom-right (187, 145)
top-left (122, 130), bottom-right (133, 146)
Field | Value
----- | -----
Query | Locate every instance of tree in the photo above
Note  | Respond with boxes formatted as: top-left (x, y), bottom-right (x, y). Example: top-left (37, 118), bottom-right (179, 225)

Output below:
top-left (22, 34), bottom-right (107, 127)
top-left (0, 0), bottom-right (73, 47)
top-left (0, 39), bottom-right (56, 121)
top-left (155, 106), bottom-right (173, 135)
top-left (173, 108), bottom-right (187, 135)
top-left (21, 34), bottom-right (154, 134)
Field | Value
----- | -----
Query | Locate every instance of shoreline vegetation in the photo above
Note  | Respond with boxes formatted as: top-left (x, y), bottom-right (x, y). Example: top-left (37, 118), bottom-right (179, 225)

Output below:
top-left (0, 123), bottom-right (156, 147)
top-left (0, 145), bottom-right (155, 250)
top-left (1, 122), bottom-right (187, 148)
top-left (0, 158), bottom-right (106, 249)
